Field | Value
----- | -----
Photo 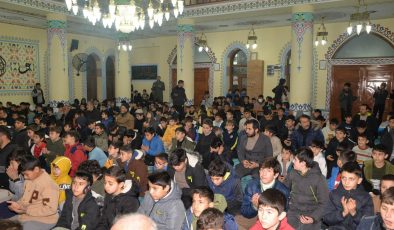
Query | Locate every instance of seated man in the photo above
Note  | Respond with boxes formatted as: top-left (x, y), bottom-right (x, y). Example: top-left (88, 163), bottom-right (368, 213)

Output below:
top-left (7, 155), bottom-right (59, 230)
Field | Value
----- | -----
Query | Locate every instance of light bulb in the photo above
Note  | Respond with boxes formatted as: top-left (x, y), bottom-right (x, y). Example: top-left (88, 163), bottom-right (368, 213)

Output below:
top-left (246, 44), bottom-right (250, 49)
top-left (173, 7), bottom-right (179, 18)
top-left (149, 19), bottom-right (154, 29)
top-left (118, 44), bottom-right (121, 50)
top-left (347, 26), bottom-right (353, 35)
top-left (205, 46), bottom-right (209, 52)
top-left (321, 39), bottom-right (327, 45)
top-left (178, 1), bottom-right (184, 15)
top-left (128, 45), bottom-right (132, 51)
top-left (72, 4), bottom-right (78, 15)
top-left (252, 43), bottom-right (257, 49)
top-left (109, 0), bottom-right (116, 15)
top-left (147, 3), bottom-right (154, 19)
top-left (83, 6), bottom-right (89, 18)
top-left (122, 44), bottom-right (127, 51)
top-left (171, 0), bottom-right (177, 6)
top-left (65, 0), bottom-right (72, 11)
top-left (356, 24), bottom-right (362, 35)
top-left (198, 46), bottom-right (203, 52)
top-left (165, 11), bottom-right (170, 21)
top-left (315, 40), bottom-right (319, 46)
top-left (366, 24), bottom-right (372, 34)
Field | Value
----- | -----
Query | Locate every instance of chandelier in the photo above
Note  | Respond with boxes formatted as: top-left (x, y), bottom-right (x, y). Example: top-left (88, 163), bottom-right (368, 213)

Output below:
top-left (315, 17), bottom-right (328, 46)
top-left (198, 33), bottom-right (209, 52)
top-left (118, 40), bottom-right (132, 51)
top-left (346, 0), bottom-right (372, 35)
top-left (246, 26), bottom-right (257, 50)
top-left (65, 0), bottom-right (184, 33)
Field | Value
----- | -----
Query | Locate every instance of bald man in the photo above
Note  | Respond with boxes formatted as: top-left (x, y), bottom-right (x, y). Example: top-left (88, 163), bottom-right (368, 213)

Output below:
top-left (111, 213), bottom-right (157, 230)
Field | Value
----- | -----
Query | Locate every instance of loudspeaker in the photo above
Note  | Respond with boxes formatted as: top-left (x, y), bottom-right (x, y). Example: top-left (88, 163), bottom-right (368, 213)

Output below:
top-left (70, 39), bottom-right (79, 52)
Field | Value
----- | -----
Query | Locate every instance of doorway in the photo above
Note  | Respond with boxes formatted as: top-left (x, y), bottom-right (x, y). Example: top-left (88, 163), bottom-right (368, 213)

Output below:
top-left (86, 53), bottom-right (101, 100)
top-left (106, 56), bottom-right (115, 100)
top-left (172, 68), bottom-right (210, 105)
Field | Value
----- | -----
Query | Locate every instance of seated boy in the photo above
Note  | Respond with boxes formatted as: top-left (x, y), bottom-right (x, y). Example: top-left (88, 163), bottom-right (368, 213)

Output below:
top-left (207, 158), bottom-right (243, 215)
top-left (154, 152), bottom-right (169, 172)
top-left (78, 160), bottom-right (106, 206)
top-left (323, 161), bottom-right (374, 229)
top-left (141, 126), bottom-right (165, 166)
top-left (196, 208), bottom-right (225, 230)
top-left (250, 188), bottom-right (294, 230)
top-left (309, 139), bottom-right (327, 177)
top-left (168, 148), bottom-right (207, 209)
top-left (54, 171), bottom-right (100, 230)
top-left (7, 155), bottom-right (59, 230)
top-left (358, 187), bottom-right (394, 230)
top-left (327, 150), bottom-right (357, 191)
top-left (276, 146), bottom-right (294, 182)
top-left (284, 148), bottom-right (329, 230)
top-left (372, 174), bottom-right (394, 214)
top-left (138, 171), bottom-right (185, 230)
top-left (50, 156), bottom-right (72, 210)
top-left (93, 123), bottom-right (108, 152)
top-left (104, 141), bottom-right (122, 168)
top-left (352, 134), bottom-right (372, 166)
top-left (83, 136), bottom-right (108, 167)
top-left (182, 186), bottom-right (238, 230)
top-left (363, 144), bottom-right (394, 191)
top-left (118, 145), bottom-right (148, 197)
top-left (43, 126), bottom-right (65, 166)
top-left (241, 157), bottom-right (290, 219)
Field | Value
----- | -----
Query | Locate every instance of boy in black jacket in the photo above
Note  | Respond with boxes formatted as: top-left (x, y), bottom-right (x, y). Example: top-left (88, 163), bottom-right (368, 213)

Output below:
top-left (54, 171), bottom-right (100, 230)
top-left (323, 161), bottom-right (374, 230)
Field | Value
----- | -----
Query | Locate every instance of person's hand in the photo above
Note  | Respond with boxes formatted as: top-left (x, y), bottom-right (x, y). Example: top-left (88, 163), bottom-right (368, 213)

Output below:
top-left (341, 196), bottom-right (349, 217)
top-left (327, 155), bottom-right (334, 161)
top-left (300, 215), bottom-right (314, 224)
top-left (242, 160), bottom-right (251, 168)
top-left (251, 193), bottom-right (260, 209)
top-left (7, 201), bottom-right (26, 213)
top-left (42, 147), bottom-right (48, 154)
top-left (284, 139), bottom-right (291, 146)
top-left (141, 145), bottom-right (149, 152)
top-left (278, 175), bottom-right (285, 182)
top-left (6, 166), bottom-right (18, 180)
top-left (249, 161), bottom-right (259, 169)
top-left (347, 198), bottom-right (357, 216)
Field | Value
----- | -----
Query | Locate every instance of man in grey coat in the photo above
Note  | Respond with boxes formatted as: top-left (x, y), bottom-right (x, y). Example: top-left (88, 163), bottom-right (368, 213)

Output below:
top-left (151, 76), bottom-right (165, 103)
top-left (235, 119), bottom-right (273, 179)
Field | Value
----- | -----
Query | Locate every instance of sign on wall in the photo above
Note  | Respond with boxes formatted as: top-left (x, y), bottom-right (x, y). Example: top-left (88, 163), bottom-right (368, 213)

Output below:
top-left (131, 65), bottom-right (158, 80)
top-left (0, 38), bottom-right (40, 92)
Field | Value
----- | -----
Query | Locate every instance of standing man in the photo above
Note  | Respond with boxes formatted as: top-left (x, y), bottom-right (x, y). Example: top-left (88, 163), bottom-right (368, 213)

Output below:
top-left (171, 80), bottom-right (187, 119)
top-left (31, 83), bottom-right (45, 106)
top-left (339, 82), bottom-right (357, 121)
top-left (151, 76), bottom-right (165, 103)
top-left (373, 82), bottom-right (389, 123)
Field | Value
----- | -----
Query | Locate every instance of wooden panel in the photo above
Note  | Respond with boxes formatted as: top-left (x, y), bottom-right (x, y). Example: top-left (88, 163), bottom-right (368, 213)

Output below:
top-left (87, 56), bottom-right (98, 100)
top-left (247, 60), bottom-right (264, 99)
top-left (106, 57), bottom-right (115, 100)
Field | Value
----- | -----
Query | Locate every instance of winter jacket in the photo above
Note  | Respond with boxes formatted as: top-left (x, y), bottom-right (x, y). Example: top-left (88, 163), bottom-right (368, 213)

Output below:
top-left (291, 126), bottom-right (324, 150)
top-left (327, 166), bottom-right (341, 191)
top-left (381, 127), bottom-right (394, 160)
top-left (195, 131), bottom-right (217, 169)
top-left (64, 143), bottom-right (87, 177)
top-left (276, 154), bottom-right (294, 177)
top-left (163, 124), bottom-right (182, 147)
top-left (12, 128), bottom-right (29, 153)
top-left (339, 89), bottom-right (356, 110)
top-left (283, 162), bottom-right (329, 229)
top-left (45, 137), bottom-right (66, 165)
top-left (88, 147), bottom-right (108, 167)
top-left (116, 112), bottom-right (135, 130)
top-left (352, 113), bottom-right (378, 138)
top-left (171, 86), bottom-right (187, 106)
top-left (357, 214), bottom-right (385, 230)
top-left (323, 183), bottom-right (374, 229)
top-left (363, 160), bottom-right (394, 184)
top-left (118, 157), bottom-right (148, 196)
top-left (237, 134), bottom-right (273, 165)
top-left (169, 136), bottom-right (196, 154)
top-left (241, 178), bottom-right (290, 218)
top-left (138, 182), bottom-right (185, 230)
top-left (55, 189), bottom-right (100, 230)
top-left (142, 134), bottom-right (165, 156)
top-left (249, 217), bottom-right (294, 230)
top-left (97, 180), bottom-right (140, 230)
top-left (325, 137), bottom-right (355, 179)
top-left (50, 156), bottom-right (72, 206)
top-left (0, 142), bottom-right (17, 189)
top-left (206, 168), bottom-right (243, 214)
top-left (94, 132), bottom-right (108, 152)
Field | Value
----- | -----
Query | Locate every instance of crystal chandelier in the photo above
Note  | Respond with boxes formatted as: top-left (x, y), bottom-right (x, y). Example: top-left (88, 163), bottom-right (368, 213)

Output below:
top-left (65, 0), bottom-right (184, 33)
top-left (346, 0), bottom-right (372, 35)
top-left (246, 26), bottom-right (257, 50)
top-left (315, 17), bottom-right (328, 46)
top-left (198, 33), bottom-right (209, 52)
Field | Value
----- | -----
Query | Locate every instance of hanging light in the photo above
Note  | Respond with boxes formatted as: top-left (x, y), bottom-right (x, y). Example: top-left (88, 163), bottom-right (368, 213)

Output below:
top-left (171, 0), bottom-right (177, 7)
top-left (72, 4), bottom-right (78, 15)
top-left (65, 0), bottom-right (72, 11)
top-left (198, 33), bottom-right (209, 53)
top-left (246, 26), bottom-right (258, 50)
top-left (178, 0), bottom-right (184, 15)
top-left (346, 0), bottom-right (373, 35)
top-left (164, 6), bottom-right (170, 21)
top-left (118, 37), bottom-right (132, 52)
top-left (173, 6), bottom-right (179, 18)
top-left (314, 17), bottom-right (328, 47)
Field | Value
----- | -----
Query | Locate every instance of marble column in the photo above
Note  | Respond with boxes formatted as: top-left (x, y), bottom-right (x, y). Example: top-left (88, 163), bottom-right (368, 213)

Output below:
top-left (177, 18), bottom-right (194, 105)
top-left (289, 5), bottom-right (314, 115)
top-left (47, 14), bottom-right (69, 105)
top-left (115, 42), bottom-right (132, 101)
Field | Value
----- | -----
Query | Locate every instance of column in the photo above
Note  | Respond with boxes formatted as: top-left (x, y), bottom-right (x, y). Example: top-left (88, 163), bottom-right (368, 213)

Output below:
top-left (47, 14), bottom-right (69, 105)
top-left (177, 18), bottom-right (194, 104)
top-left (289, 5), bottom-right (314, 115)
top-left (115, 43), bottom-right (131, 101)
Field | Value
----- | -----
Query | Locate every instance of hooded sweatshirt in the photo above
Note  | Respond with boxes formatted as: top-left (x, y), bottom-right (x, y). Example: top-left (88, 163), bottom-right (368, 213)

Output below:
top-left (97, 180), bottom-right (140, 230)
top-left (138, 182), bottom-right (186, 230)
top-left (51, 156), bottom-right (72, 206)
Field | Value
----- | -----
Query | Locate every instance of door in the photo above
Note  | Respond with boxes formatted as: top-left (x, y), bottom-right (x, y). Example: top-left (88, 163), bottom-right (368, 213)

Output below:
top-left (106, 57), bottom-right (115, 100)
top-left (171, 68), bottom-right (210, 105)
top-left (87, 55), bottom-right (98, 100)
top-left (330, 65), bottom-right (394, 120)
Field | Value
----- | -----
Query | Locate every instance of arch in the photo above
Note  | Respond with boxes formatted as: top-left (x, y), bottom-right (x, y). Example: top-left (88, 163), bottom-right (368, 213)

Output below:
top-left (86, 53), bottom-right (101, 101)
top-left (278, 42), bottom-right (291, 80)
top-left (106, 56), bottom-right (115, 100)
top-left (221, 41), bottom-right (250, 95)
top-left (325, 24), bottom-right (394, 111)
top-left (83, 47), bottom-right (105, 100)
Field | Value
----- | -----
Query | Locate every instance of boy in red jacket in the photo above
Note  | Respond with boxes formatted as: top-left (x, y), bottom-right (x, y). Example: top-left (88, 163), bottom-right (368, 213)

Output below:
top-left (250, 188), bottom-right (294, 230)
top-left (64, 131), bottom-right (87, 177)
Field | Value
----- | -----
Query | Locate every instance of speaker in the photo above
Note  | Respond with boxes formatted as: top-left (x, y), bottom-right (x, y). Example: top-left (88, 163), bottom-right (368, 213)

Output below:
top-left (70, 39), bottom-right (79, 52)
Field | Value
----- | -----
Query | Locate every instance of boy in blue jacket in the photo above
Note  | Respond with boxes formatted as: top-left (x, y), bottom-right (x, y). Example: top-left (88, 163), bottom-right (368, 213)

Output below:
top-left (327, 150), bottom-right (357, 191)
top-left (323, 161), bottom-right (374, 229)
top-left (241, 157), bottom-right (290, 218)
top-left (141, 127), bottom-right (165, 166)
top-left (207, 158), bottom-right (243, 215)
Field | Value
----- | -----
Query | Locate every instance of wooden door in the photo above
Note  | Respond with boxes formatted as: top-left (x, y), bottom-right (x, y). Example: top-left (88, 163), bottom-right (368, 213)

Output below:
top-left (171, 68), bottom-right (209, 105)
top-left (330, 65), bottom-right (394, 120)
top-left (106, 57), bottom-right (115, 100)
top-left (87, 56), bottom-right (98, 100)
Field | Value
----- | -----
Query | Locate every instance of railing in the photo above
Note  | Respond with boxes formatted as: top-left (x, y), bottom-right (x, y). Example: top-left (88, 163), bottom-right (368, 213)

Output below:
top-left (185, 0), bottom-right (233, 6)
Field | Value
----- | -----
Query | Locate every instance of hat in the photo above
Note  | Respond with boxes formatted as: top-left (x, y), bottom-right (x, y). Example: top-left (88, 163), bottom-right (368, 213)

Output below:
top-left (133, 150), bottom-right (144, 160)
top-left (135, 109), bottom-right (143, 114)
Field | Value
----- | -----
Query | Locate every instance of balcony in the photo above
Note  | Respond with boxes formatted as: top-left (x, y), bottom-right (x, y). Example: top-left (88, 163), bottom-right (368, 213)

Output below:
top-left (185, 0), bottom-right (233, 6)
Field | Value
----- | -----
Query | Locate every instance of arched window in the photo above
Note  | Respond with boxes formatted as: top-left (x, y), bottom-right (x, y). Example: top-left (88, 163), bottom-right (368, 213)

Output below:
top-left (229, 49), bottom-right (247, 92)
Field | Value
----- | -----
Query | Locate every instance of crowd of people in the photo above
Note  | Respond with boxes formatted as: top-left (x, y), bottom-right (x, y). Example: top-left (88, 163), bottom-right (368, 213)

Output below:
top-left (0, 79), bottom-right (394, 230)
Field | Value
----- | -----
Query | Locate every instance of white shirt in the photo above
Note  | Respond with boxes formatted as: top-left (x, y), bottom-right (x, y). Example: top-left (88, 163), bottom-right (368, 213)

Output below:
top-left (314, 152), bottom-right (327, 177)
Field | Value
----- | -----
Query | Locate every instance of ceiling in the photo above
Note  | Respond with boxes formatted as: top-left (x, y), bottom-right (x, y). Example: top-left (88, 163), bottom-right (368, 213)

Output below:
top-left (0, 0), bottom-right (393, 40)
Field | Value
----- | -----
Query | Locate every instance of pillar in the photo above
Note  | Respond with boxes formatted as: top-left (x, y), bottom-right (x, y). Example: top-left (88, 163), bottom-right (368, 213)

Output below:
top-left (177, 18), bottom-right (194, 104)
top-left (289, 5), bottom-right (314, 115)
top-left (47, 14), bottom-right (69, 104)
top-left (115, 44), bottom-right (131, 101)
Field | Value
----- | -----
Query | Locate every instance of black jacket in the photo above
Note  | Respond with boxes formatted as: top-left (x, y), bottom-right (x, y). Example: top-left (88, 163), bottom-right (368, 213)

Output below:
top-left (0, 142), bottom-right (17, 190)
top-left (55, 189), bottom-right (100, 230)
top-left (352, 114), bottom-right (378, 138)
top-left (171, 86), bottom-right (187, 106)
top-left (323, 183), bottom-right (374, 230)
top-left (97, 180), bottom-right (140, 230)
top-left (12, 128), bottom-right (29, 153)
top-left (325, 137), bottom-right (355, 178)
top-left (381, 127), bottom-right (394, 160)
top-left (195, 132), bottom-right (216, 169)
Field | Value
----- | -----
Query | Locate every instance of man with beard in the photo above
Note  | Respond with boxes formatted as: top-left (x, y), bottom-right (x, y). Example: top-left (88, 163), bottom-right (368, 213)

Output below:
top-left (291, 114), bottom-right (324, 150)
top-left (235, 119), bottom-right (273, 179)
